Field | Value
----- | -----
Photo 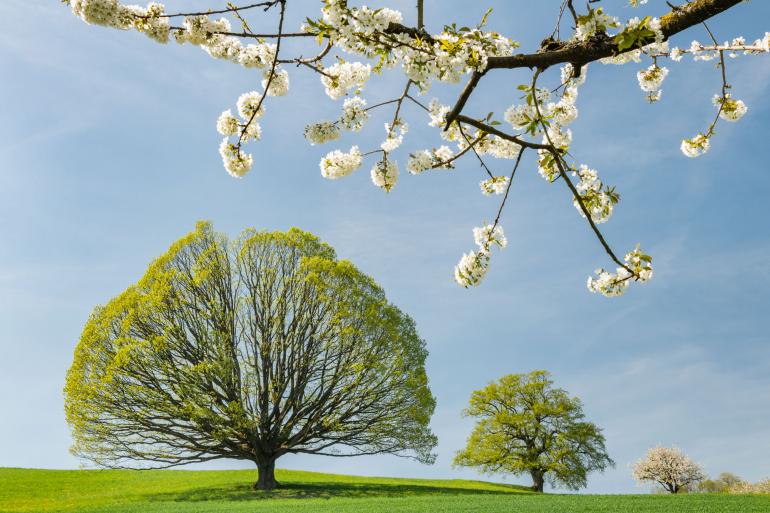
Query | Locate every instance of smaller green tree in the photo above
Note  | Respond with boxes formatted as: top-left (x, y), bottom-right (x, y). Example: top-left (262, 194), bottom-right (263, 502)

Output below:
top-left (697, 472), bottom-right (744, 493)
top-left (453, 370), bottom-right (614, 492)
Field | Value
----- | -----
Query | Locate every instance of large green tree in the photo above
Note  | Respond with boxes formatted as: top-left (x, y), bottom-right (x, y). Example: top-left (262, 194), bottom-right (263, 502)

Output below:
top-left (65, 222), bottom-right (437, 490)
top-left (454, 371), bottom-right (613, 492)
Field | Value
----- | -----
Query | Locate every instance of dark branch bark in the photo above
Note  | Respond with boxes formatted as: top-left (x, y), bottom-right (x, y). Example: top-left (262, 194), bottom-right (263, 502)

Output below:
top-left (455, 115), bottom-right (550, 151)
top-left (485, 0), bottom-right (742, 71)
top-left (384, 22), bottom-right (433, 42)
top-left (446, 0), bottom-right (742, 147)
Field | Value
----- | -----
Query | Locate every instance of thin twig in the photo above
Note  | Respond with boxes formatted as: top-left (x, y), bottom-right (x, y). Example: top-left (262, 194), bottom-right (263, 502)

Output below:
top-left (457, 124), bottom-right (495, 179)
top-left (237, 0), bottom-right (286, 149)
top-left (491, 149), bottom-right (526, 230)
top-left (530, 68), bottom-right (631, 273)
top-left (160, 2), bottom-right (276, 19)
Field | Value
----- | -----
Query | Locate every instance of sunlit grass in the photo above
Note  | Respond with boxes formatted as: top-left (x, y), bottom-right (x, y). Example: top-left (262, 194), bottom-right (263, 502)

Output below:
top-left (1, 468), bottom-right (768, 513)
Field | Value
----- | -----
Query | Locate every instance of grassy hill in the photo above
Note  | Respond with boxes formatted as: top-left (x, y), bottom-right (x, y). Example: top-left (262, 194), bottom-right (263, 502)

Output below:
top-left (1, 468), bottom-right (769, 513)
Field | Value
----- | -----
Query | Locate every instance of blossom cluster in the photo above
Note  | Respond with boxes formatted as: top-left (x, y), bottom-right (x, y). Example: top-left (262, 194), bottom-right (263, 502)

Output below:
top-left (517, 64), bottom-right (585, 183)
top-left (370, 159), bottom-right (399, 192)
top-left (480, 176), bottom-right (509, 196)
top-left (578, 8), bottom-right (762, 163)
top-left (339, 97), bottom-right (369, 131)
top-left (68, 0), bottom-right (170, 42)
top-left (69, 1), bottom-right (294, 179)
top-left (305, 121), bottom-right (340, 146)
top-left (305, 96), bottom-right (370, 148)
top-left (215, 92), bottom-right (269, 177)
top-left (295, 0), bottom-right (522, 198)
top-left (587, 245), bottom-right (653, 297)
top-left (454, 224), bottom-right (507, 288)
top-left (636, 64), bottom-right (668, 102)
top-left (381, 121), bottom-right (408, 153)
top-left (320, 146), bottom-right (363, 179)
top-left (410, 96), bottom-right (523, 181)
top-left (173, 14), bottom-right (280, 75)
top-left (713, 94), bottom-right (748, 122)
top-left (321, 61), bottom-right (372, 100)
top-left (673, 34), bottom-right (770, 62)
top-left (572, 165), bottom-right (618, 224)
top-left (309, 0), bottom-right (517, 91)
top-left (678, 91), bottom-right (749, 159)
top-left (407, 147), bottom-right (453, 174)
top-left (680, 133), bottom-right (711, 158)
top-left (575, 7), bottom-right (620, 42)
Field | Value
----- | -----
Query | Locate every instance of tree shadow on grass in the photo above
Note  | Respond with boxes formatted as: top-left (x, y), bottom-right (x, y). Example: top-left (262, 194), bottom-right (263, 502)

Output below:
top-left (146, 480), bottom-right (534, 503)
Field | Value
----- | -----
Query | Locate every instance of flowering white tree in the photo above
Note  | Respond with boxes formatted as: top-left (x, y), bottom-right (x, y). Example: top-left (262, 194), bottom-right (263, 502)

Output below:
top-left (63, 0), bottom-right (769, 296)
top-left (632, 445), bottom-right (706, 493)
top-left (730, 478), bottom-right (770, 494)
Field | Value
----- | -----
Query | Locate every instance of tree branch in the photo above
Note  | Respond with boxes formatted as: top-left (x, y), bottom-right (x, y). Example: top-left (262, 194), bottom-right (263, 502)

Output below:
top-left (416, 0), bottom-right (424, 31)
top-left (486, 0), bottom-right (742, 71)
top-left (455, 115), bottom-right (550, 151)
top-left (446, 0), bottom-right (742, 141)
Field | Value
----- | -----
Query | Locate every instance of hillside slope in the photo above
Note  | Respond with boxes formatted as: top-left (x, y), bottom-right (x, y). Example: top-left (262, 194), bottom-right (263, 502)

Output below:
top-left (1, 468), bottom-right (768, 513)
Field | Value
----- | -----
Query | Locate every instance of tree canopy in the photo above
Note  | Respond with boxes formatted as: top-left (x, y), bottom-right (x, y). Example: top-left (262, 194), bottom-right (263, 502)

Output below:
top-left (64, 222), bottom-right (437, 490)
top-left (697, 472), bottom-right (743, 493)
top-left (454, 370), bottom-right (613, 492)
top-left (60, 0), bottom-right (769, 296)
top-left (632, 445), bottom-right (706, 494)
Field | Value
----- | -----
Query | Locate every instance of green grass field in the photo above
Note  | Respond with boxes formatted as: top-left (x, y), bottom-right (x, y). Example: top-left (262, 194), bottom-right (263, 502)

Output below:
top-left (1, 468), bottom-right (768, 513)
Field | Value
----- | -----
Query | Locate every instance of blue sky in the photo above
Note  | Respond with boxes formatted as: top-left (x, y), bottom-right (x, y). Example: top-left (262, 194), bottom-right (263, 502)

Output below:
top-left (1, 0), bottom-right (769, 493)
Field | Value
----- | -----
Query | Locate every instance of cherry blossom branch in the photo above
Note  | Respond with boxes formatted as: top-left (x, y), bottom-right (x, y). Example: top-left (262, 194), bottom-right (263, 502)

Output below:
top-left (530, 68), bottom-right (631, 274)
top-left (702, 22), bottom-right (729, 138)
top-left (444, 71), bottom-right (482, 132)
top-left (487, 0), bottom-right (742, 71)
top-left (457, 124), bottom-right (495, 179)
top-left (565, 1), bottom-right (579, 28)
top-left (416, 0), bottom-right (424, 31)
top-left (278, 42), bottom-right (334, 76)
top-left (236, 0), bottom-right (285, 149)
top-left (62, 0), bottom-right (758, 293)
top-left (168, 28), bottom-right (312, 38)
top-left (444, 0), bottom-right (743, 128)
top-left (427, 133), bottom-right (486, 171)
top-left (664, 42), bottom-right (770, 56)
top-left (158, 2), bottom-right (277, 19)
top-left (405, 95), bottom-right (429, 112)
top-left (229, 2), bottom-right (257, 34)
top-left (552, 150), bottom-right (632, 274)
top-left (366, 98), bottom-right (404, 112)
top-left (384, 80), bottom-right (413, 142)
top-left (551, 0), bottom-right (577, 40)
top-left (491, 149), bottom-right (525, 230)
top-left (455, 115), bottom-right (549, 151)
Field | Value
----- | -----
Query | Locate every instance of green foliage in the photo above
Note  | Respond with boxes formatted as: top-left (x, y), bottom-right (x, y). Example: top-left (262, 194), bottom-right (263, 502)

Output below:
top-left (64, 222), bottom-right (436, 487)
top-left (454, 371), bottom-right (614, 491)
top-left (697, 472), bottom-right (744, 493)
top-left (3, 468), bottom-right (770, 513)
top-left (613, 16), bottom-right (658, 52)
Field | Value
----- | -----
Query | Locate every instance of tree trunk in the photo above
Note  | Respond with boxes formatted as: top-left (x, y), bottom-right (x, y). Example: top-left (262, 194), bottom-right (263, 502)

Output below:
top-left (254, 459), bottom-right (278, 491)
top-left (530, 470), bottom-right (545, 492)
